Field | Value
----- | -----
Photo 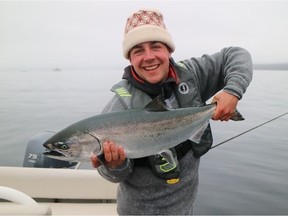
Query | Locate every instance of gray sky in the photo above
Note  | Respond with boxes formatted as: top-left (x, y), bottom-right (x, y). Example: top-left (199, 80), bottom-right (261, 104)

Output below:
top-left (0, 0), bottom-right (288, 69)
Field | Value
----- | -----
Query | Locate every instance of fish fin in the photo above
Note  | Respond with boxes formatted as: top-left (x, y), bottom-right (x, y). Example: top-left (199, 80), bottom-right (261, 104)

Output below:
top-left (189, 121), bottom-right (210, 144)
top-left (159, 149), bottom-right (176, 167)
top-left (145, 95), bottom-right (169, 112)
top-left (230, 109), bottom-right (245, 121)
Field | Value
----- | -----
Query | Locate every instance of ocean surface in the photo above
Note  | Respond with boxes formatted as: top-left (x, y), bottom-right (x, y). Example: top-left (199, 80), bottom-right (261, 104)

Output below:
top-left (0, 68), bottom-right (287, 214)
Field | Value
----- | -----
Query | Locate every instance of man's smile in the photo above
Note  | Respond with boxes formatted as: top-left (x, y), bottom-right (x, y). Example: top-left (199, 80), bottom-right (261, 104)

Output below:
top-left (143, 64), bottom-right (160, 71)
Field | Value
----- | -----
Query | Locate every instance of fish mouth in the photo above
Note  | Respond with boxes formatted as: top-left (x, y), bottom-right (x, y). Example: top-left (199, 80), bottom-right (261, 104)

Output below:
top-left (43, 150), bottom-right (64, 157)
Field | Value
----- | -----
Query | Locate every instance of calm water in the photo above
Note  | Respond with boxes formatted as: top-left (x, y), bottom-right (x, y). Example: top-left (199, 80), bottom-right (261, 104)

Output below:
top-left (0, 69), bottom-right (287, 214)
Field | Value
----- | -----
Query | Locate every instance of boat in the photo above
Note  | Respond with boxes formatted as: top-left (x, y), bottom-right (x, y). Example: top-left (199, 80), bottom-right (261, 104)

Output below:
top-left (0, 167), bottom-right (118, 215)
top-left (52, 67), bottom-right (61, 72)
top-left (0, 132), bottom-right (118, 215)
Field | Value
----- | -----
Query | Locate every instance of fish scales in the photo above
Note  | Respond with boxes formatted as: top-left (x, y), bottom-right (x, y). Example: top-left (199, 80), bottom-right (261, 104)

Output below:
top-left (43, 100), bottom-right (217, 162)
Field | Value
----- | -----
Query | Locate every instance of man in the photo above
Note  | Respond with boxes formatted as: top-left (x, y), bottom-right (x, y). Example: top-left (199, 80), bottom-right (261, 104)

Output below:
top-left (91, 8), bottom-right (253, 215)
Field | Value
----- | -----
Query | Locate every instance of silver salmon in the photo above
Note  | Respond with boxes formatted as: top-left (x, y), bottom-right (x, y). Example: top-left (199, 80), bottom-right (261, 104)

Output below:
top-left (43, 96), bottom-right (243, 163)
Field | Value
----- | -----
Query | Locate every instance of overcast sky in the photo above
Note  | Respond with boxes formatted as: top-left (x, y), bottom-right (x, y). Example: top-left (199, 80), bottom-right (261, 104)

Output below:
top-left (0, 0), bottom-right (288, 69)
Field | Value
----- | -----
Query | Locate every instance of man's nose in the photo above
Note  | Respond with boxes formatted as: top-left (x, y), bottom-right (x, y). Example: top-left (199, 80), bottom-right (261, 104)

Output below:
top-left (143, 49), bottom-right (155, 60)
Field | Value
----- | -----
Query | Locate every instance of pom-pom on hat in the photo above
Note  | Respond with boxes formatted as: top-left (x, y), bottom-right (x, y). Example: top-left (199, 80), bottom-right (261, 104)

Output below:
top-left (122, 9), bottom-right (175, 59)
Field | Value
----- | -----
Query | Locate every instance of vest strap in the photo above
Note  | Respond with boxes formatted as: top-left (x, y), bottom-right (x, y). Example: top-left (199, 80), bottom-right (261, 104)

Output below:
top-left (134, 140), bottom-right (193, 167)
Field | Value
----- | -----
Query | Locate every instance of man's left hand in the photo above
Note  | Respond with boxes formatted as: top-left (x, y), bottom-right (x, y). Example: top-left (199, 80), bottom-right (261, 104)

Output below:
top-left (212, 91), bottom-right (239, 121)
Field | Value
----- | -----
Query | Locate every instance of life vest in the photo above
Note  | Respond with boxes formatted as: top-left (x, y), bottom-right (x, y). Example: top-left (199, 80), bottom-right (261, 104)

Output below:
top-left (111, 59), bottom-right (213, 158)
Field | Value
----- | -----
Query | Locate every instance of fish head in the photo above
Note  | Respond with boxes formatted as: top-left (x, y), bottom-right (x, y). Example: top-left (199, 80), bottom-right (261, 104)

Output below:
top-left (43, 135), bottom-right (82, 162)
top-left (43, 131), bottom-right (102, 162)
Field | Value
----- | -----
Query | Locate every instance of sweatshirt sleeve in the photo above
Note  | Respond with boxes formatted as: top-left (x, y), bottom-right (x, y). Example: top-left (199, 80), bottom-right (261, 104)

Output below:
top-left (182, 47), bottom-right (253, 102)
top-left (96, 95), bottom-right (134, 183)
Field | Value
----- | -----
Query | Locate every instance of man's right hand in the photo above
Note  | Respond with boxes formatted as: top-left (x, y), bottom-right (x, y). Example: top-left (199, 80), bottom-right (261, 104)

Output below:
top-left (91, 140), bottom-right (126, 169)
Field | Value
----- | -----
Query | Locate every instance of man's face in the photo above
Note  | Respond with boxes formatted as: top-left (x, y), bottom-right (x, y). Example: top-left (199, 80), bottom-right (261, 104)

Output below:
top-left (129, 41), bottom-right (171, 84)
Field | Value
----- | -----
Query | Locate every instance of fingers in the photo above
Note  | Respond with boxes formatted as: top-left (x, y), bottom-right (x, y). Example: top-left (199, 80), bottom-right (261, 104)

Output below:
top-left (104, 141), bottom-right (126, 169)
top-left (212, 91), bottom-right (239, 121)
top-left (103, 141), bottom-right (116, 162)
top-left (212, 105), bottom-right (234, 121)
top-left (91, 141), bottom-right (126, 169)
top-left (118, 146), bottom-right (126, 162)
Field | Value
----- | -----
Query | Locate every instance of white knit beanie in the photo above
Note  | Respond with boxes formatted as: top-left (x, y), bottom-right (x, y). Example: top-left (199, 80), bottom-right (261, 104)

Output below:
top-left (122, 9), bottom-right (175, 59)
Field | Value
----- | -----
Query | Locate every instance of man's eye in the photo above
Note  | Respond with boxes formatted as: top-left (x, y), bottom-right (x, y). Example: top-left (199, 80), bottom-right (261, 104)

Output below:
top-left (152, 46), bottom-right (160, 49)
top-left (151, 44), bottom-right (162, 50)
top-left (133, 49), bottom-right (142, 54)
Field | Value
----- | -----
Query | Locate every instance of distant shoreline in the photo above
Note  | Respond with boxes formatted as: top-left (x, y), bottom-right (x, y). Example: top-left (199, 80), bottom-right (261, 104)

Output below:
top-left (0, 64), bottom-right (288, 71)
top-left (253, 64), bottom-right (288, 71)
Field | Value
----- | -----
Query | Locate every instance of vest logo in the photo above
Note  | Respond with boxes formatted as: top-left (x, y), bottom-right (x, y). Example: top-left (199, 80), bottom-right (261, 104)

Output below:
top-left (178, 82), bottom-right (189, 94)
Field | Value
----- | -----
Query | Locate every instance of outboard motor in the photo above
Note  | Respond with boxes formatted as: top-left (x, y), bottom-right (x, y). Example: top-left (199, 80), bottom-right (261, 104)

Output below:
top-left (23, 131), bottom-right (77, 168)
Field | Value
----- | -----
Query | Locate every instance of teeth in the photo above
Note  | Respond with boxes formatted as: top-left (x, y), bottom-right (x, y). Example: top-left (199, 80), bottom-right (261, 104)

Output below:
top-left (144, 65), bottom-right (158, 71)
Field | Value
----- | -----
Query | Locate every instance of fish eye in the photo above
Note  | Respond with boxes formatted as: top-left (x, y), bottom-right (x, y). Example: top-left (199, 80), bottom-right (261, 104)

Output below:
top-left (55, 142), bottom-right (69, 150)
top-left (60, 144), bottom-right (69, 150)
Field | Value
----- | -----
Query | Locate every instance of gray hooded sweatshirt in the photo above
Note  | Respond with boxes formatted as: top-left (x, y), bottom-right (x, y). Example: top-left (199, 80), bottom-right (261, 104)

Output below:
top-left (97, 47), bottom-right (253, 215)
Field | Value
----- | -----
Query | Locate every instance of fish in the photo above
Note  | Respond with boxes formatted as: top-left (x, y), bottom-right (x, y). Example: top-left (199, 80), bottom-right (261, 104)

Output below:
top-left (43, 96), bottom-right (243, 165)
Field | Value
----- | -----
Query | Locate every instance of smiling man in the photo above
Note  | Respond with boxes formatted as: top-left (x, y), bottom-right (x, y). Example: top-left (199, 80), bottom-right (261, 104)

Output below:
top-left (91, 8), bottom-right (253, 215)
top-left (129, 42), bottom-right (171, 84)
